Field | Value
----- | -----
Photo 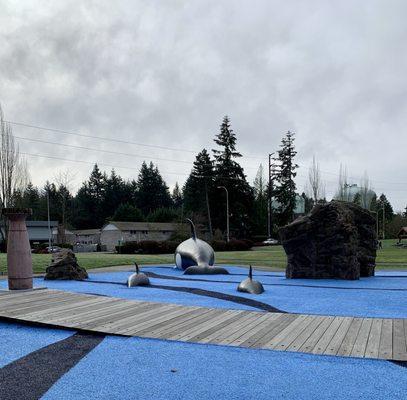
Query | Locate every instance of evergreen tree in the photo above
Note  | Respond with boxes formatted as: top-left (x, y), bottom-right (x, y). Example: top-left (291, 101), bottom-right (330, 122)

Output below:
top-left (73, 164), bottom-right (107, 228)
top-left (103, 170), bottom-right (133, 219)
top-left (375, 193), bottom-right (394, 238)
top-left (136, 161), bottom-right (172, 215)
top-left (211, 116), bottom-right (254, 238)
top-left (271, 131), bottom-right (298, 227)
top-left (112, 203), bottom-right (144, 222)
top-left (19, 183), bottom-right (41, 219)
top-left (147, 207), bottom-right (180, 222)
top-left (183, 149), bottom-right (214, 214)
top-left (252, 164), bottom-right (268, 236)
top-left (172, 183), bottom-right (183, 209)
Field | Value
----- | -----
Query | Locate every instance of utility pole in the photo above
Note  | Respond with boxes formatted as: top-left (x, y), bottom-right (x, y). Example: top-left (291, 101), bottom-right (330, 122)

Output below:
top-left (47, 190), bottom-right (51, 249)
top-left (268, 153), bottom-right (275, 238)
top-left (382, 206), bottom-right (385, 240)
top-left (218, 186), bottom-right (229, 242)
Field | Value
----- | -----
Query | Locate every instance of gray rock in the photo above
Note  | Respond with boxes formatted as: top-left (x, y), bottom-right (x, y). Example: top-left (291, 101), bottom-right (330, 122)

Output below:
top-left (44, 249), bottom-right (88, 280)
top-left (279, 201), bottom-right (377, 280)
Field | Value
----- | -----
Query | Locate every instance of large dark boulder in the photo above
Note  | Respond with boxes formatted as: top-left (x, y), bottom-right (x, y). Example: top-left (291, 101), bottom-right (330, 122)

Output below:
top-left (44, 249), bottom-right (88, 280)
top-left (279, 201), bottom-right (377, 280)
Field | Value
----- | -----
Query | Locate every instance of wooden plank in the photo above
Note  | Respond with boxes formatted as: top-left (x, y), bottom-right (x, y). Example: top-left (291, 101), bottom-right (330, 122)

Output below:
top-left (204, 313), bottom-right (267, 345)
top-left (378, 319), bottom-right (393, 359)
top-left (163, 309), bottom-right (228, 340)
top-left (0, 290), bottom-right (59, 305)
top-left (0, 291), bottom-right (70, 308)
top-left (82, 303), bottom-right (175, 332)
top-left (151, 309), bottom-right (216, 339)
top-left (299, 316), bottom-right (335, 353)
top-left (42, 299), bottom-right (146, 325)
top-left (187, 311), bottom-right (248, 343)
top-left (312, 317), bottom-right (343, 354)
top-left (2, 294), bottom-right (86, 317)
top-left (337, 318), bottom-right (363, 356)
top-left (365, 319), bottom-right (382, 359)
top-left (28, 298), bottom-right (123, 322)
top-left (127, 307), bottom-right (203, 337)
top-left (267, 315), bottom-right (316, 351)
top-left (323, 317), bottom-right (353, 356)
top-left (144, 308), bottom-right (207, 338)
top-left (351, 318), bottom-right (373, 358)
top-left (285, 316), bottom-right (324, 352)
top-left (197, 312), bottom-right (260, 344)
top-left (169, 310), bottom-right (238, 341)
top-left (228, 313), bottom-right (281, 347)
top-left (0, 289), bottom-right (404, 361)
top-left (392, 319), bottom-right (407, 361)
top-left (253, 314), bottom-right (300, 349)
top-left (14, 296), bottom-right (112, 319)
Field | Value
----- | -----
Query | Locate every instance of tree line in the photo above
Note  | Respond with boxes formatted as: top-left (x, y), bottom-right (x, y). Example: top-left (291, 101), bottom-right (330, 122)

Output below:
top-left (1, 104), bottom-right (406, 240)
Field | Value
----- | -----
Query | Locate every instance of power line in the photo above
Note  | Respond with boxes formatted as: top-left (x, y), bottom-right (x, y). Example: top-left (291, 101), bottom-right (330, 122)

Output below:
top-left (7, 119), bottom-right (407, 186)
top-left (6, 119), bottom-right (265, 160)
top-left (20, 151), bottom-right (245, 181)
top-left (14, 134), bottom-right (261, 171)
top-left (15, 136), bottom-right (193, 165)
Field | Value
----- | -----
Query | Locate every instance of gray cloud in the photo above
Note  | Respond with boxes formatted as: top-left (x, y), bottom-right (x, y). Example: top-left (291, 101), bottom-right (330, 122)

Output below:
top-left (0, 0), bottom-right (406, 209)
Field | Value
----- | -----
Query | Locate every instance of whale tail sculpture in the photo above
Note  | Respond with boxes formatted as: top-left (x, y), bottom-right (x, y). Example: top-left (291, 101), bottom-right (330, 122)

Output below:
top-left (175, 219), bottom-right (229, 275)
top-left (127, 262), bottom-right (150, 287)
top-left (237, 265), bottom-right (264, 294)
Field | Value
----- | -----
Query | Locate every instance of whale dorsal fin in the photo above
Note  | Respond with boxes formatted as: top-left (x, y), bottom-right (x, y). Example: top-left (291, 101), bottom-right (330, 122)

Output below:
top-left (249, 265), bottom-right (253, 280)
top-left (186, 218), bottom-right (197, 240)
top-left (135, 262), bottom-right (139, 274)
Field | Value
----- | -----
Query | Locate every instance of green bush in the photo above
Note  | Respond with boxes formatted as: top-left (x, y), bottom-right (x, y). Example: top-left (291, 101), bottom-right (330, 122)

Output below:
top-left (211, 239), bottom-right (252, 252)
top-left (116, 240), bottom-right (180, 254)
top-left (56, 243), bottom-right (73, 250)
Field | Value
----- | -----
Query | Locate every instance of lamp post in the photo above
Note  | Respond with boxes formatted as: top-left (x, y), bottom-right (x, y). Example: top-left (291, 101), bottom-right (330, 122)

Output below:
top-left (382, 205), bottom-right (385, 240)
top-left (217, 186), bottom-right (229, 242)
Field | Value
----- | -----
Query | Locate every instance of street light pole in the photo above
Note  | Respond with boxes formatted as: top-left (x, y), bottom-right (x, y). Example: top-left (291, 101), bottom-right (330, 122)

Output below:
top-left (382, 206), bottom-right (385, 240)
top-left (47, 190), bottom-right (51, 249)
top-left (268, 153), bottom-right (275, 238)
top-left (218, 186), bottom-right (229, 242)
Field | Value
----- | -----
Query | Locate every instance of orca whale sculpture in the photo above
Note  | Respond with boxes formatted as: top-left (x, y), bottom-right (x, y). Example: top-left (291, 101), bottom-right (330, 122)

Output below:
top-left (127, 262), bottom-right (150, 287)
top-left (175, 219), bottom-right (229, 275)
top-left (237, 265), bottom-right (264, 294)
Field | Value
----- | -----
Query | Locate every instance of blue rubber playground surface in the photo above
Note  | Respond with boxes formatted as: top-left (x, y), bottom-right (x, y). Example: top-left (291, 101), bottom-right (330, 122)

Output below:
top-left (0, 265), bottom-right (406, 399)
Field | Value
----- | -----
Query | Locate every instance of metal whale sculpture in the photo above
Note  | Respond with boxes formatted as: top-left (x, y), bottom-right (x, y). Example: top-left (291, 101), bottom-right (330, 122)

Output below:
top-left (237, 265), bottom-right (264, 294)
top-left (127, 262), bottom-right (150, 287)
top-left (175, 219), bottom-right (229, 275)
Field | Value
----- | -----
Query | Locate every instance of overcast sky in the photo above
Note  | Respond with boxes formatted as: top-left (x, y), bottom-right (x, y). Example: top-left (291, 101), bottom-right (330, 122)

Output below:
top-left (1, 0), bottom-right (406, 210)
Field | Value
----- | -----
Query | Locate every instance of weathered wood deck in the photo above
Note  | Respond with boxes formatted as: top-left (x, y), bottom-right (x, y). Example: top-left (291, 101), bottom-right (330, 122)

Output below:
top-left (0, 288), bottom-right (406, 361)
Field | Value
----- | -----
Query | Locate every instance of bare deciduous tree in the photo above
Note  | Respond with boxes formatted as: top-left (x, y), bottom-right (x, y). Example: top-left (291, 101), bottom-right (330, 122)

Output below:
top-left (308, 155), bottom-right (323, 202)
top-left (336, 163), bottom-right (349, 201)
top-left (359, 171), bottom-right (374, 210)
top-left (0, 106), bottom-right (29, 208)
top-left (0, 104), bottom-right (30, 241)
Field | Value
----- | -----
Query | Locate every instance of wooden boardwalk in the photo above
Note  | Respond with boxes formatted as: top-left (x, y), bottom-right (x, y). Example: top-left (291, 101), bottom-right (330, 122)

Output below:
top-left (0, 288), bottom-right (406, 361)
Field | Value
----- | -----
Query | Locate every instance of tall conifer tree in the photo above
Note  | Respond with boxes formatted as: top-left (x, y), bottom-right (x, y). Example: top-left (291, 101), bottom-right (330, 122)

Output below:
top-left (212, 116), bottom-right (254, 238)
top-left (272, 131), bottom-right (298, 227)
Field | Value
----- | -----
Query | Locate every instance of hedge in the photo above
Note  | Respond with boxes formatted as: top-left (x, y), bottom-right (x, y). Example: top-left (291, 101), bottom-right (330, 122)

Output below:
top-left (116, 238), bottom-right (253, 254)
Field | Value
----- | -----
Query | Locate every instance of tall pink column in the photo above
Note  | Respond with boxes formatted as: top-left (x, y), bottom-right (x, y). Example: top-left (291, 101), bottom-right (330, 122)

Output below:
top-left (2, 208), bottom-right (33, 290)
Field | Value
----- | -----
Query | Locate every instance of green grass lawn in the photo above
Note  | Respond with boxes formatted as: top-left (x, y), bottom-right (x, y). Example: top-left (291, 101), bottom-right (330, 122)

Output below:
top-left (0, 239), bottom-right (406, 274)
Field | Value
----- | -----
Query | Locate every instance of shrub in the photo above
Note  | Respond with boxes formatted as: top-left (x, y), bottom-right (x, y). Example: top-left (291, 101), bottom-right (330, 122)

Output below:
top-left (211, 239), bottom-right (252, 252)
top-left (55, 243), bottom-right (73, 250)
top-left (116, 240), bottom-right (180, 254)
